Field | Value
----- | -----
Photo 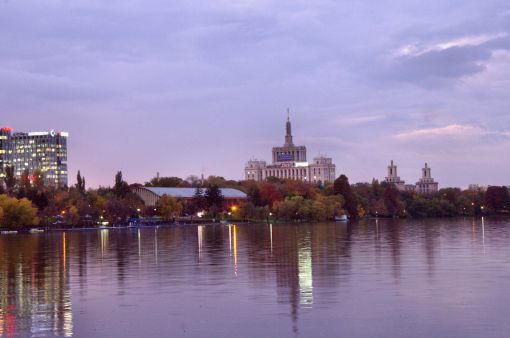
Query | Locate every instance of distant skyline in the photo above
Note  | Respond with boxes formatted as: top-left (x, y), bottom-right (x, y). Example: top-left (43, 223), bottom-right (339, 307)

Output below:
top-left (1, 0), bottom-right (509, 188)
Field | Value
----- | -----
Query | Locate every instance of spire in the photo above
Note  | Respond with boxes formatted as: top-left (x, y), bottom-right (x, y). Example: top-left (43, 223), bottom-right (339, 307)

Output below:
top-left (285, 108), bottom-right (293, 146)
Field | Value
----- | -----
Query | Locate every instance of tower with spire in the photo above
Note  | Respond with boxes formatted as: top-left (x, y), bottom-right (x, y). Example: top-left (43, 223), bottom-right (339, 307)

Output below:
top-left (284, 108), bottom-right (293, 147)
top-left (244, 109), bottom-right (336, 183)
top-left (272, 109), bottom-right (307, 164)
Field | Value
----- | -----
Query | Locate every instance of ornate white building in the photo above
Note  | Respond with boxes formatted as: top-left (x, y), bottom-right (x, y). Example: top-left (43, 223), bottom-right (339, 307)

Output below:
top-left (385, 160), bottom-right (406, 191)
top-left (415, 163), bottom-right (439, 194)
top-left (384, 160), bottom-right (439, 194)
top-left (245, 113), bottom-right (336, 184)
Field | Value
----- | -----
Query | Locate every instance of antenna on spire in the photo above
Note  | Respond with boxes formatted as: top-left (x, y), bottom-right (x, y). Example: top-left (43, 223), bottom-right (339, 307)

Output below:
top-left (287, 108), bottom-right (290, 121)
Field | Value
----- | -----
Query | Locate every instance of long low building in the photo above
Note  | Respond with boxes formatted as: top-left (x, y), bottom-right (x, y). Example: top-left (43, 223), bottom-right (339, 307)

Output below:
top-left (133, 186), bottom-right (247, 207)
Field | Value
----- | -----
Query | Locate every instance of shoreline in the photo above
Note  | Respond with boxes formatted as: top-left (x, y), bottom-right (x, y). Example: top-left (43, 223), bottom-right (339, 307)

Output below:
top-left (2, 215), bottom-right (509, 234)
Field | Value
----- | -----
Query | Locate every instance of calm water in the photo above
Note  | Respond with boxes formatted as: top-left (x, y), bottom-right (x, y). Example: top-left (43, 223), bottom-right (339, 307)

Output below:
top-left (1, 218), bottom-right (509, 338)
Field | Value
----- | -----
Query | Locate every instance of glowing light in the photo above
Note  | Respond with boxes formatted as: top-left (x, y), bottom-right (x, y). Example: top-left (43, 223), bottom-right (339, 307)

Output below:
top-left (233, 225), bottom-right (238, 276)
top-left (231, 205), bottom-right (238, 212)
top-left (63, 232), bottom-right (66, 271)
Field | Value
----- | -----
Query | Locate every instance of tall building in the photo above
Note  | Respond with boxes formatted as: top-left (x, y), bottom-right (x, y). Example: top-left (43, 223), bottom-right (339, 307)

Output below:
top-left (385, 160), bottom-right (406, 191)
top-left (415, 163), bottom-right (439, 194)
top-left (245, 112), bottom-right (336, 184)
top-left (0, 127), bottom-right (69, 187)
top-left (383, 160), bottom-right (439, 194)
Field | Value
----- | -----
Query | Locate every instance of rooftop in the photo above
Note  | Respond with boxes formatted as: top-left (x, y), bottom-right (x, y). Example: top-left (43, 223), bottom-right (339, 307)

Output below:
top-left (143, 187), bottom-right (247, 199)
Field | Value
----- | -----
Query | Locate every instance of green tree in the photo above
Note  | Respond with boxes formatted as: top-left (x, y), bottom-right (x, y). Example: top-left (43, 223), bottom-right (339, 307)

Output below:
top-left (484, 186), bottom-right (508, 213)
top-left (333, 174), bottom-right (358, 218)
top-left (156, 195), bottom-right (183, 221)
top-left (76, 170), bottom-right (86, 194)
top-left (113, 171), bottom-right (130, 198)
top-left (190, 187), bottom-right (206, 213)
top-left (145, 176), bottom-right (187, 187)
top-left (32, 169), bottom-right (45, 192)
top-left (205, 185), bottom-right (224, 218)
top-left (4, 165), bottom-right (16, 194)
top-left (18, 169), bottom-right (31, 197)
top-left (0, 195), bottom-right (39, 229)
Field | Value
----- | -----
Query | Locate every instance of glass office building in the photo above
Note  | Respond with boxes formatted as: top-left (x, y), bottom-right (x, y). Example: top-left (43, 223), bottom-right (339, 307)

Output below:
top-left (0, 127), bottom-right (68, 187)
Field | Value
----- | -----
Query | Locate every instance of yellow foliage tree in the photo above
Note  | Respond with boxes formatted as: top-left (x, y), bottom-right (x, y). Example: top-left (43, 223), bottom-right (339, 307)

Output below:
top-left (0, 195), bottom-right (39, 229)
top-left (156, 195), bottom-right (183, 222)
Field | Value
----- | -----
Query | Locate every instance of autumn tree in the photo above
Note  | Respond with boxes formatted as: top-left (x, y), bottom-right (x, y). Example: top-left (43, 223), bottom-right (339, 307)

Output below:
top-left (156, 195), bottom-right (183, 221)
top-left (259, 182), bottom-right (283, 207)
top-left (333, 175), bottom-right (358, 218)
top-left (384, 186), bottom-right (402, 217)
top-left (0, 195), bottom-right (39, 229)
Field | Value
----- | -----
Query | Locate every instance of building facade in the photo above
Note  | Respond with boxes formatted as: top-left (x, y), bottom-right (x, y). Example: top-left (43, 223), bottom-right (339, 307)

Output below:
top-left (0, 127), bottom-right (69, 187)
top-left (384, 160), bottom-right (439, 194)
top-left (385, 160), bottom-right (406, 191)
top-left (245, 114), bottom-right (336, 184)
top-left (415, 163), bottom-right (439, 194)
top-left (132, 187), bottom-right (247, 207)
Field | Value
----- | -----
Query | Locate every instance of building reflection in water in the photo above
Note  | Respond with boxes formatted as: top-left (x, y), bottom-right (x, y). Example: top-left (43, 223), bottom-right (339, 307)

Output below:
top-left (298, 232), bottom-right (313, 307)
top-left (100, 229), bottom-right (109, 259)
top-left (481, 217), bottom-right (486, 254)
top-left (269, 223), bottom-right (273, 253)
top-left (197, 225), bottom-right (204, 261)
top-left (0, 233), bottom-right (73, 337)
top-left (0, 220), bottom-right (434, 337)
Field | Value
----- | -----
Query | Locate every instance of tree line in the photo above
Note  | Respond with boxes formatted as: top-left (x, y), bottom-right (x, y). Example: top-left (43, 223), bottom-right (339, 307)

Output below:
top-left (1, 166), bottom-right (509, 229)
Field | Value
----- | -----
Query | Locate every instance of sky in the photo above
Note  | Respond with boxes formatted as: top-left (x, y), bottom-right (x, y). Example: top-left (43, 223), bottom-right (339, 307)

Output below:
top-left (1, 0), bottom-right (509, 188)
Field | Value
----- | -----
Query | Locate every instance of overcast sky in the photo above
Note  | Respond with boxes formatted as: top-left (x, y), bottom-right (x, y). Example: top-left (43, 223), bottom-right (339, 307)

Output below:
top-left (1, 0), bottom-right (509, 188)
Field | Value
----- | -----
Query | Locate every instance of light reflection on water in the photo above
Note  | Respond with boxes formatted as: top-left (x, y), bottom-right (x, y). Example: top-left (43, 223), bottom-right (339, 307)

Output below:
top-left (1, 218), bottom-right (510, 337)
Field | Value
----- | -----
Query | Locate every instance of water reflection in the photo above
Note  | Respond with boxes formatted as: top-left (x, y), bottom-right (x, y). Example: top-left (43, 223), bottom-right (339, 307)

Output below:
top-left (0, 234), bottom-right (73, 337)
top-left (0, 218), bottom-right (508, 337)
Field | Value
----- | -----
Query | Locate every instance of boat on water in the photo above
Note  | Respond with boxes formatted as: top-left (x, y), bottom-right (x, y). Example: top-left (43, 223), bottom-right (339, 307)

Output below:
top-left (29, 229), bottom-right (45, 233)
top-left (335, 215), bottom-right (348, 222)
top-left (1, 230), bottom-right (19, 235)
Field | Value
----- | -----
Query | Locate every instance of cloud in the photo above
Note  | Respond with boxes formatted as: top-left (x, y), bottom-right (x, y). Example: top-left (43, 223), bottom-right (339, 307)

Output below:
top-left (386, 33), bottom-right (510, 85)
top-left (335, 114), bottom-right (386, 126)
top-left (395, 124), bottom-right (510, 141)
top-left (1, 0), bottom-right (510, 187)
top-left (395, 124), bottom-right (484, 140)
top-left (390, 45), bottom-right (491, 82)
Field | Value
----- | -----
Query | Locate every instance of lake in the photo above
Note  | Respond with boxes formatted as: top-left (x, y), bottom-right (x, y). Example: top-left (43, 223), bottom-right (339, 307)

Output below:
top-left (0, 218), bottom-right (509, 337)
